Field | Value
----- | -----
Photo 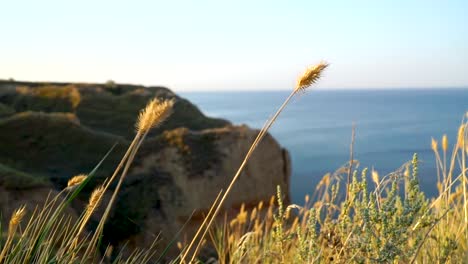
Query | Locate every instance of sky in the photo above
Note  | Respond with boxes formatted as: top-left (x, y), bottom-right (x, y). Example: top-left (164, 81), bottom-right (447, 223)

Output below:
top-left (1, 0), bottom-right (467, 91)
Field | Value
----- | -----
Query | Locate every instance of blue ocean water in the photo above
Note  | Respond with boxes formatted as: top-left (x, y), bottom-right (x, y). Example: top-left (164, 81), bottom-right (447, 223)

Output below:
top-left (181, 89), bottom-right (468, 203)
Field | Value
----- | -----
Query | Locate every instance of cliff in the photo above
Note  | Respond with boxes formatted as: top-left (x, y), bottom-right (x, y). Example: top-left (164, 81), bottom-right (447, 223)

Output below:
top-left (0, 80), bottom-right (290, 256)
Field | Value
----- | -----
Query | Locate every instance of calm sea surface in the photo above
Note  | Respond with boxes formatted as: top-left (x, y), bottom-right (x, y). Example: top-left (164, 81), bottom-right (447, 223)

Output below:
top-left (181, 89), bottom-right (468, 203)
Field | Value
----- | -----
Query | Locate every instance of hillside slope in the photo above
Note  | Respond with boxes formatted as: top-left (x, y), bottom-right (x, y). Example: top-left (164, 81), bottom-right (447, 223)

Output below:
top-left (0, 81), bottom-right (290, 257)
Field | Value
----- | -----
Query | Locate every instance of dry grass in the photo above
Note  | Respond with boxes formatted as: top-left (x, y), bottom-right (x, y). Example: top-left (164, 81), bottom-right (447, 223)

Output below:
top-left (66, 174), bottom-right (87, 189)
top-left (136, 98), bottom-right (175, 133)
top-left (295, 62), bottom-right (329, 93)
top-left (2, 64), bottom-right (467, 263)
top-left (181, 62), bottom-right (329, 263)
top-left (201, 120), bottom-right (468, 263)
top-left (0, 98), bottom-right (174, 263)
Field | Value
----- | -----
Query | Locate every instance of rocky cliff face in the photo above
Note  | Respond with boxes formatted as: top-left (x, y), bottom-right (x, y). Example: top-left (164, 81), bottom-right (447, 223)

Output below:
top-left (0, 80), bottom-right (290, 255)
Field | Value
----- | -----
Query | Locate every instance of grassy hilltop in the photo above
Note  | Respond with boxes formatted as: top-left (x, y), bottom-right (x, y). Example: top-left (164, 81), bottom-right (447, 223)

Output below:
top-left (0, 80), bottom-right (229, 188)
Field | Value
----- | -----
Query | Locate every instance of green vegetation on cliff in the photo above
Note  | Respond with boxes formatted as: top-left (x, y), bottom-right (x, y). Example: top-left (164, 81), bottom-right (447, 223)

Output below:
top-left (0, 163), bottom-right (48, 190)
top-left (0, 111), bottom-right (128, 187)
top-left (0, 81), bottom-right (228, 188)
top-left (0, 81), bottom-right (229, 139)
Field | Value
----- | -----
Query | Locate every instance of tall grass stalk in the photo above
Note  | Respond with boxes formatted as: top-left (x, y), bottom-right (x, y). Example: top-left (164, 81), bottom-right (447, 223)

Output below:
top-left (183, 62), bottom-right (329, 263)
top-left (82, 98), bottom-right (174, 261)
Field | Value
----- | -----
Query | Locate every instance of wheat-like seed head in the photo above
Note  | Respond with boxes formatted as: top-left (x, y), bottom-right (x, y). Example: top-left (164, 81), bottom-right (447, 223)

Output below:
top-left (431, 138), bottom-right (438, 153)
top-left (295, 62), bottom-right (329, 93)
top-left (86, 185), bottom-right (105, 216)
top-left (9, 206), bottom-right (26, 233)
top-left (237, 203), bottom-right (247, 225)
top-left (250, 208), bottom-right (257, 222)
top-left (67, 174), bottom-right (87, 188)
top-left (257, 201), bottom-right (264, 211)
top-left (136, 98), bottom-right (175, 133)
top-left (457, 124), bottom-right (466, 149)
top-left (371, 170), bottom-right (380, 186)
top-left (442, 134), bottom-right (448, 153)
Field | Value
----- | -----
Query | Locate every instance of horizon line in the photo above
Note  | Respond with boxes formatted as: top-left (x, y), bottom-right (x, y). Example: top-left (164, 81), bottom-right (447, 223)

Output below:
top-left (178, 86), bottom-right (468, 93)
top-left (1, 78), bottom-right (467, 93)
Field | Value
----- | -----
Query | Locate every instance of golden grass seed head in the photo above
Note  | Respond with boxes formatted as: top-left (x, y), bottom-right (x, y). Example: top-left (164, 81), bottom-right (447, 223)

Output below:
top-left (237, 203), bottom-right (247, 225)
top-left (250, 208), bottom-right (258, 222)
top-left (269, 195), bottom-right (275, 207)
top-left (295, 62), bottom-right (329, 93)
top-left (237, 211), bottom-right (247, 225)
top-left (67, 174), bottom-right (87, 188)
top-left (136, 98), bottom-right (175, 133)
top-left (457, 124), bottom-right (466, 149)
top-left (177, 242), bottom-right (183, 250)
top-left (371, 170), bottom-right (380, 186)
top-left (240, 203), bottom-right (245, 213)
top-left (257, 201), bottom-right (264, 211)
top-left (431, 138), bottom-right (438, 153)
top-left (9, 206), bottom-right (26, 233)
top-left (86, 185), bottom-right (105, 215)
top-left (442, 134), bottom-right (448, 152)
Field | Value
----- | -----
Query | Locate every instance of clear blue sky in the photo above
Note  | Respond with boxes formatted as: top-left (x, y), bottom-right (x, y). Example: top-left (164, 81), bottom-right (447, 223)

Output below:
top-left (1, 0), bottom-right (467, 91)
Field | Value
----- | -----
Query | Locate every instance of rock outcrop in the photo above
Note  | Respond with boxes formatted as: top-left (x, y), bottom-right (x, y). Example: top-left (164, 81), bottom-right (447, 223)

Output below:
top-left (0, 80), bottom-right (290, 256)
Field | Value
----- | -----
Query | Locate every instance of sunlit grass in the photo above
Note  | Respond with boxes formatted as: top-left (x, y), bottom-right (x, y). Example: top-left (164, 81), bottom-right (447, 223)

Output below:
top-left (196, 117), bottom-right (468, 264)
top-left (1, 64), bottom-right (467, 263)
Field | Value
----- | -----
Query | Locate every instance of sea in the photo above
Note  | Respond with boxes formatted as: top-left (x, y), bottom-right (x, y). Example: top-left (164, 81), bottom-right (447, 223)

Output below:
top-left (181, 89), bottom-right (468, 203)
